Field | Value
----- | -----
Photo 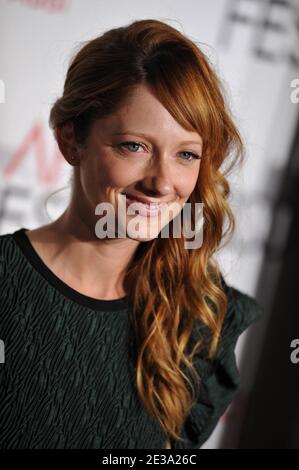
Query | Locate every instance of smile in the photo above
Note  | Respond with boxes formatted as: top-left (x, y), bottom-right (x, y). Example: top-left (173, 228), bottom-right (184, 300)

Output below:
top-left (121, 194), bottom-right (168, 217)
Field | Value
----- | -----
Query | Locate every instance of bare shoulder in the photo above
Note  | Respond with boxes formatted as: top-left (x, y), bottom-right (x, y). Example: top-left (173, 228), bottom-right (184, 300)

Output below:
top-left (24, 224), bottom-right (63, 270)
top-left (25, 224), bottom-right (55, 242)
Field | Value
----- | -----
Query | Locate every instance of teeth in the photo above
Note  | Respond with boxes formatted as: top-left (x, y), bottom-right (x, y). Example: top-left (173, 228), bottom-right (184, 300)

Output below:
top-left (123, 194), bottom-right (162, 205)
top-left (135, 202), bottom-right (159, 206)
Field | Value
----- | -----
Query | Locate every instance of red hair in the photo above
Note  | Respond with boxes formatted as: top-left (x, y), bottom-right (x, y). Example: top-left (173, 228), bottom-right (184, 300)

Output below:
top-left (49, 18), bottom-right (244, 443)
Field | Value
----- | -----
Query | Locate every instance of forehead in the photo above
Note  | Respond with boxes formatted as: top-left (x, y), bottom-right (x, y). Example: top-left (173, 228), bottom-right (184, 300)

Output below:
top-left (92, 84), bottom-right (203, 146)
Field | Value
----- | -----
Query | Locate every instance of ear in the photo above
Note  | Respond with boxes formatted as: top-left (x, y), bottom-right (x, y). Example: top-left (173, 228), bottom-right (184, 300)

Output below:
top-left (56, 122), bottom-right (81, 166)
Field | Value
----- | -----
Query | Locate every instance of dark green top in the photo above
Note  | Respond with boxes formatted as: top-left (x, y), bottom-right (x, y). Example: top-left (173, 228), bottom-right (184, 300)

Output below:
top-left (0, 227), bottom-right (263, 449)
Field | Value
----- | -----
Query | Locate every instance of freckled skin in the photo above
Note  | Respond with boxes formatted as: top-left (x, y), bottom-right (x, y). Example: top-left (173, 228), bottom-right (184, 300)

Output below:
top-left (73, 82), bottom-right (203, 241)
top-left (25, 83), bottom-right (203, 299)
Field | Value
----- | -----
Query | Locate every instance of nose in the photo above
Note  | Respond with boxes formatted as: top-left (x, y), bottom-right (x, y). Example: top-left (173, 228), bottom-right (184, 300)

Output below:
top-left (138, 155), bottom-right (174, 199)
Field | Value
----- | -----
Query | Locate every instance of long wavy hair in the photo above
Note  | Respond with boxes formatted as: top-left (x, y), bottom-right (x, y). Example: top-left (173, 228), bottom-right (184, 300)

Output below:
top-left (49, 18), bottom-right (244, 444)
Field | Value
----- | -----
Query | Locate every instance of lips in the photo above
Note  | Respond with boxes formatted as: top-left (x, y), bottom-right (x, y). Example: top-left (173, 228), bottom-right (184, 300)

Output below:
top-left (121, 193), bottom-right (164, 205)
top-left (120, 193), bottom-right (168, 217)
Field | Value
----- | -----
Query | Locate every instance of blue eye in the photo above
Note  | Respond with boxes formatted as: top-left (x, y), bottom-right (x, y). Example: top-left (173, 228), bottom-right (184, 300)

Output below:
top-left (118, 141), bottom-right (202, 162)
top-left (179, 151), bottom-right (202, 161)
top-left (119, 141), bottom-right (144, 152)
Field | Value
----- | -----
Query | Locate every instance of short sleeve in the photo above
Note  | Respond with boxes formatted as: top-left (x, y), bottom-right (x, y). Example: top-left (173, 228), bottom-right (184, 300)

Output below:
top-left (170, 283), bottom-right (264, 449)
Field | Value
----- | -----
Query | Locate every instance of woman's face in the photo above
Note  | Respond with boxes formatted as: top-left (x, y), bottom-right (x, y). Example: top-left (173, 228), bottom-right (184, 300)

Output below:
top-left (74, 83), bottom-right (203, 241)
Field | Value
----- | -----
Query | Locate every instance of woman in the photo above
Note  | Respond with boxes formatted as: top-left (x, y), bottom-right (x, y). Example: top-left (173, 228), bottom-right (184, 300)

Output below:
top-left (0, 18), bottom-right (263, 449)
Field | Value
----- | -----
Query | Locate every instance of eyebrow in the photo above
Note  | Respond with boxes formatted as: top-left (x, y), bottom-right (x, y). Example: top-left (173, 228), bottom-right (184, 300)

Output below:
top-left (112, 131), bottom-right (203, 147)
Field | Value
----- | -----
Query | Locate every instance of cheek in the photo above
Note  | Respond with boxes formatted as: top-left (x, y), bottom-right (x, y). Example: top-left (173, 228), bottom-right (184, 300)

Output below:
top-left (178, 174), bottom-right (199, 199)
top-left (82, 158), bottom-right (130, 191)
top-left (97, 159), bottom-right (140, 190)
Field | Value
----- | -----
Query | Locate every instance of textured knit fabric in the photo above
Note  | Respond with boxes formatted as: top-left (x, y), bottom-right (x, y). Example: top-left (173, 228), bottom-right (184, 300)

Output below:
top-left (0, 227), bottom-right (263, 449)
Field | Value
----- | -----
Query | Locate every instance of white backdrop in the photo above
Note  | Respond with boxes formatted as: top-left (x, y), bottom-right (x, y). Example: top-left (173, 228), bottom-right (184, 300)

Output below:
top-left (1, 0), bottom-right (299, 448)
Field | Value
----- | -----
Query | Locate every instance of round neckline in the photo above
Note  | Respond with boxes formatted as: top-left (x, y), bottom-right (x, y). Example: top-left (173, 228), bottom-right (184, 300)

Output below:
top-left (11, 227), bottom-right (131, 312)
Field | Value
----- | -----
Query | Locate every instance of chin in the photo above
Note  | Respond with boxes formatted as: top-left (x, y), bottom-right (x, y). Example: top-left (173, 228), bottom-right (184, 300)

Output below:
top-left (114, 203), bottom-right (178, 240)
top-left (126, 225), bottom-right (164, 241)
top-left (127, 234), bottom-right (157, 242)
top-left (118, 215), bottom-right (167, 240)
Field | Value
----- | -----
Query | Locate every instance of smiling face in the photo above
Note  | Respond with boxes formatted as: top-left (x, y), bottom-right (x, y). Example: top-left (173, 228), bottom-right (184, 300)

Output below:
top-left (70, 83), bottom-right (203, 241)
